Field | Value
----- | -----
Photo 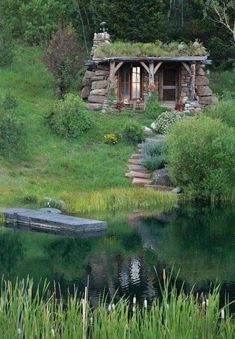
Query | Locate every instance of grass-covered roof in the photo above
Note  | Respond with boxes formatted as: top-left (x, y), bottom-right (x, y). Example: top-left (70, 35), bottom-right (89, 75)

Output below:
top-left (94, 40), bottom-right (207, 59)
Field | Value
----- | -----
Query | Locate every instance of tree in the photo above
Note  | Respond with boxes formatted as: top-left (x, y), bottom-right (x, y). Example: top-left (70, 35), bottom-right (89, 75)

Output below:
top-left (44, 25), bottom-right (82, 96)
top-left (205, 0), bottom-right (235, 42)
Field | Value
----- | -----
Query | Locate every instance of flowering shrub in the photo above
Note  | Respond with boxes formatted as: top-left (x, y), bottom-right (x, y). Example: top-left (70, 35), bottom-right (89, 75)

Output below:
top-left (155, 110), bottom-right (193, 134)
top-left (104, 133), bottom-right (118, 145)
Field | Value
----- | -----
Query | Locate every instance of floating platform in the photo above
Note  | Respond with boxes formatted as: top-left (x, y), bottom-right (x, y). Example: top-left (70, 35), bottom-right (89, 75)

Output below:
top-left (0, 208), bottom-right (107, 236)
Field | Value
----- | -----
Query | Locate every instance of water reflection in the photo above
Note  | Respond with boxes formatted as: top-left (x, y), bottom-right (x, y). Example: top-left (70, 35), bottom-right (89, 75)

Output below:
top-left (0, 204), bottom-right (234, 309)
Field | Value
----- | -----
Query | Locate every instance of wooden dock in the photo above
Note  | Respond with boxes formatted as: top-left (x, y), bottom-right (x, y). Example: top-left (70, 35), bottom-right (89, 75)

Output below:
top-left (0, 208), bottom-right (107, 236)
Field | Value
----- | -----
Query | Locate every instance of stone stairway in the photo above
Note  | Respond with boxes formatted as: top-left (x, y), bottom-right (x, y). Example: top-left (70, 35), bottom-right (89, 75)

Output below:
top-left (125, 142), bottom-right (153, 186)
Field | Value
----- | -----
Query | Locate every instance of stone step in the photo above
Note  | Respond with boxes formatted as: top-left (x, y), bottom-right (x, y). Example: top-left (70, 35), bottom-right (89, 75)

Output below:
top-left (128, 158), bottom-right (142, 165)
top-left (125, 171), bottom-right (151, 179)
top-left (132, 178), bottom-right (152, 186)
top-left (130, 153), bottom-right (142, 160)
top-left (127, 164), bottom-right (147, 172)
top-left (144, 184), bottom-right (174, 192)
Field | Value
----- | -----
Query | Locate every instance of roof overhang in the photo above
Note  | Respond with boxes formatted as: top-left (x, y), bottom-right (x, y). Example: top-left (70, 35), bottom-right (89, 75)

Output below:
top-left (85, 55), bottom-right (211, 67)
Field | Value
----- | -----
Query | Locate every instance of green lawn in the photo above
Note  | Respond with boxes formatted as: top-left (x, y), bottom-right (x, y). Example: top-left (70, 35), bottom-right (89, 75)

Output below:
top-left (0, 44), bottom-right (173, 211)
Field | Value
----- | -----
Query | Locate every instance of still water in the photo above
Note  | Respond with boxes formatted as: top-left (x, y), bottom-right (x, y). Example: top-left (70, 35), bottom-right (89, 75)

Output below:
top-left (1, 204), bottom-right (234, 309)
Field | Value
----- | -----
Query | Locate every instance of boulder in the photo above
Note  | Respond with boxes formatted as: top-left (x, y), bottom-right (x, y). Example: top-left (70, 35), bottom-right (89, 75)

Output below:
top-left (196, 67), bottom-right (205, 76)
top-left (92, 75), bottom-right (106, 81)
top-left (91, 80), bottom-right (108, 90)
top-left (84, 70), bottom-right (96, 79)
top-left (172, 187), bottom-right (182, 194)
top-left (152, 168), bottom-right (172, 187)
top-left (196, 86), bottom-right (212, 97)
top-left (86, 103), bottom-right (103, 110)
top-left (90, 88), bottom-right (108, 96)
top-left (95, 70), bottom-right (109, 76)
top-left (199, 96), bottom-right (213, 105)
top-left (88, 95), bottom-right (106, 103)
top-left (82, 77), bottom-right (91, 86)
top-left (195, 76), bottom-right (209, 86)
top-left (81, 86), bottom-right (90, 99)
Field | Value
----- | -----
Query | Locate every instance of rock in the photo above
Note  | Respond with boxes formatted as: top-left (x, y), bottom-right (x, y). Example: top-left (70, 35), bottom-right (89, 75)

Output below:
top-left (196, 86), bottom-right (212, 97)
top-left (143, 126), bottom-right (152, 133)
top-left (196, 67), bottom-right (205, 76)
top-left (92, 75), bottom-right (106, 81)
top-left (82, 77), bottom-right (91, 87)
top-left (195, 76), bottom-right (209, 86)
top-left (172, 187), bottom-right (182, 194)
top-left (95, 70), bottom-right (109, 76)
top-left (194, 107), bottom-right (202, 113)
top-left (89, 88), bottom-right (108, 96)
top-left (88, 95), bottom-right (106, 103)
top-left (81, 86), bottom-right (90, 99)
top-left (91, 80), bottom-right (108, 90)
top-left (152, 168), bottom-right (172, 187)
top-left (150, 122), bottom-right (157, 130)
top-left (199, 96), bottom-right (213, 105)
top-left (84, 70), bottom-right (96, 79)
top-left (86, 103), bottom-right (103, 110)
top-left (132, 178), bottom-right (152, 186)
top-left (125, 171), bottom-right (151, 179)
top-left (211, 96), bottom-right (219, 105)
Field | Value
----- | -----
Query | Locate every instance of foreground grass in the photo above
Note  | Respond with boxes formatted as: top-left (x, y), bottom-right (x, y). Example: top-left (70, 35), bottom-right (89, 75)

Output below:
top-left (0, 44), bottom-right (172, 211)
top-left (0, 278), bottom-right (233, 339)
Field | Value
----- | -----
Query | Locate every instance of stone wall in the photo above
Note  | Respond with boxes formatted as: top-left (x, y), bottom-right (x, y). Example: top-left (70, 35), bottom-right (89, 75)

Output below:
top-left (195, 65), bottom-right (213, 106)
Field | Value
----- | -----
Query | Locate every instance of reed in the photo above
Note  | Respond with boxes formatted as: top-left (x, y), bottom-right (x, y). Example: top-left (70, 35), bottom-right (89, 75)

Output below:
top-left (0, 277), bottom-right (234, 339)
top-left (61, 188), bottom-right (176, 214)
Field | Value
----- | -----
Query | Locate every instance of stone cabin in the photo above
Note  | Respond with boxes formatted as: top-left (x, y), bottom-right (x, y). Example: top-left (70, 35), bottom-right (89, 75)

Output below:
top-left (81, 30), bottom-right (213, 113)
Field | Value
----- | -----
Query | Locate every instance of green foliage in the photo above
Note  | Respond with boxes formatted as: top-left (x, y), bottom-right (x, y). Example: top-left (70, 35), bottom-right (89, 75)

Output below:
top-left (145, 88), bottom-right (165, 119)
top-left (122, 121), bottom-right (144, 144)
top-left (165, 116), bottom-right (235, 201)
top-left (95, 40), bottom-right (207, 58)
top-left (0, 32), bottom-right (13, 66)
top-left (46, 93), bottom-right (93, 138)
top-left (204, 100), bottom-right (235, 128)
top-left (141, 139), bottom-right (165, 171)
top-left (209, 69), bottom-right (235, 99)
top-left (0, 94), bottom-right (27, 159)
top-left (141, 155), bottom-right (164, 171)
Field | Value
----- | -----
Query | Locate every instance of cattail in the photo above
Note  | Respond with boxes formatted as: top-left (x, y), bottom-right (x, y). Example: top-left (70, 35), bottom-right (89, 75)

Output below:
top-left (90, 316), bottom-right (93, 325)
top-left (133, 296), bottom-right (136, 305)
top-left (17, 328), bottom-right (21, 336)
top-left (206, 299), bottom-right (209, 307)
top-left (112, 303), bottom-right (115, 311)
top-left (51, 329), bottom-right (55, 337)
top-left (108, 304), bottom-right (112, 312)
top-left (132, 306), bottom-right (136, 312)
top-left (202, 300), bottom-right (206, 310)
top-left (144, 298), bottom-right (147, 309)
top-left (221, 308), bottom-right (225, 319)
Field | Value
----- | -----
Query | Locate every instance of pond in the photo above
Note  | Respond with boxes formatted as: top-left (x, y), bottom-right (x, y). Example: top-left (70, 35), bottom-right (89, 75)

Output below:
top-left (0, 203), bottom-right (234, 310)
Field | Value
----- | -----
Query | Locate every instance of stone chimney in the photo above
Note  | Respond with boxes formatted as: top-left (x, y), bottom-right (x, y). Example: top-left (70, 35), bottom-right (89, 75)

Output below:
top-left (90, 31), bottom-right (110, 59)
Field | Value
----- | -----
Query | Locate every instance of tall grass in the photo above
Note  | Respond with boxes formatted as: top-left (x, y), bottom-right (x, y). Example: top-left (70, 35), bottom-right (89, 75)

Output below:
top-left (61, 188), bottom-right (176, 214)
top-left (0, 277), bottom-right (233, 339)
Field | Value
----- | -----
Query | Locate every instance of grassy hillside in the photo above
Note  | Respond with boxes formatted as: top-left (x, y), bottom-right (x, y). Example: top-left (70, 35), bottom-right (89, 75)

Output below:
top-left (0, 45), bottom-right (175, 211)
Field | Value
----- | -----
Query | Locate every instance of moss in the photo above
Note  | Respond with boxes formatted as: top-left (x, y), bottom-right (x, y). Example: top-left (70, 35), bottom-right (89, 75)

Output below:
top-left (95, 40), bottom-right (207, 58)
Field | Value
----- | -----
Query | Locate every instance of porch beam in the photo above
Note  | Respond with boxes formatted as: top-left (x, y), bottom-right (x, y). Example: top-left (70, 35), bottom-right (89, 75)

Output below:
top-left (181, 62), bottom-right (191, 75)
top-left (114, 61), bottom-right (124, 74)
top-left (140, 62), bottom-right (150, 73)
top-left (149, 61), bottom-right (154, 84)
top-left (154, 62), bottom-right (163, 74)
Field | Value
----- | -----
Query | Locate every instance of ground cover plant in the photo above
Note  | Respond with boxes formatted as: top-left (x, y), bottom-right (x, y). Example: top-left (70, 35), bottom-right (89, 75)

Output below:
top-left (0, 278), bottom-right (233, 339)
top-left (141, 140), bottom-right (165, 171)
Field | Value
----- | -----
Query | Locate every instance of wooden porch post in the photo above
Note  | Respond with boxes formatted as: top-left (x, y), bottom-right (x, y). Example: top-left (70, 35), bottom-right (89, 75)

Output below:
top-left (190, 63), bottom-right (196, 101)
top-left (149, 61), bottom-right (154, 84)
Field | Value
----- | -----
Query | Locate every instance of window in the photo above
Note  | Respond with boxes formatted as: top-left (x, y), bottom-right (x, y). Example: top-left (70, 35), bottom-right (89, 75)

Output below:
top-left (131, 67), bottom-right (141, 99)
top-left (119, 65), bottom-right (142, 101)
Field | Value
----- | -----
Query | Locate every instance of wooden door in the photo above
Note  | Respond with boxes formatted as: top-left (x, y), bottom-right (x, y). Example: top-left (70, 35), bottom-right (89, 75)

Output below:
top-left (159, 65), bottom-right (178, 102)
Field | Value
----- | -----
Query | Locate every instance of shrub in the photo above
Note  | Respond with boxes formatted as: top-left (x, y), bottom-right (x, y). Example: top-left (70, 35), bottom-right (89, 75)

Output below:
top-left (141, 155), bottom-right (164, 171)
top-left (165, 116), bottom-right (235, 201)
top-left (104, 133), bottom-right (118, 145)
top-left (142, 139), bottom-right (165, 157)
top-left (45, 94), bottom-right (92, 138)
top-left (0, 93), bottom-right (18, 111)
top-left (0, 112), bottom-right (27, 158)
top-left (155, 110), bottom-right (192, 134)
top-left (145, 86), bottom-right (165, 119)
top-left (203, 100), bottom-right (235, 128)
top-left (122, 121), bottom-right (144, 144)
top-left (0, 32), bottom-right (13, 66)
